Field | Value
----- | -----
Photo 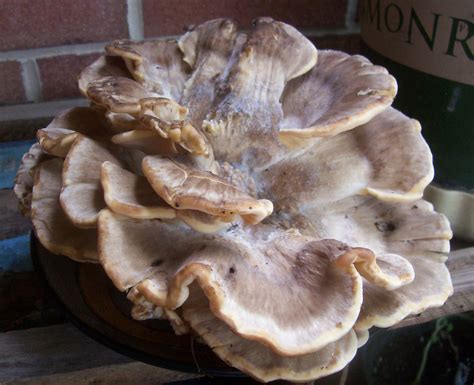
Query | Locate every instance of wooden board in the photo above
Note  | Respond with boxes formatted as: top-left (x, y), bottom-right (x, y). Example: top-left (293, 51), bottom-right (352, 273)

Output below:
top-left (0, 323), bottom-right (198, 384)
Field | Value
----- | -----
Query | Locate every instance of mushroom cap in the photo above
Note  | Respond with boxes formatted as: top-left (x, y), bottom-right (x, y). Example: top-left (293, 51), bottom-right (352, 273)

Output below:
top-left (61, 135), bottom-right (127, 228)
top-left (355, 329), bottom-right (369, 348)
top-left (262, 108), bottom-right (434, 205)
top-left (78, 55), bottom-right (131, 96)
top-left (181, 286), bottom-right (358, 383)
top-left (87, 76), bottom-right (159, 114)
top-left (105, 111), bottom-right (148, 132)
top-left (46, 106), bottom-right (110, 135)
top-left (36, 106), bottom-right (119, 158)
top-left (178, 19), bottom-right (239, 126)
top-left (15, 17), bottom-right (454, 383)
top-left (279, 50), bottom-right (397, 147)
top-left (31, 158), bottom-right (97, 262)
top-left (111, 130), bottom-right (178, 155)
top-left (101, 161), bottom-right (175, 219)
top-left (353, 250), bottom-right (415, 290)
top-left (98, 209), bottom-right (365, 356)
top-left (176, 209), bottom-right (233, 234)
top-left (142, 156), bottom-right (273, 224)
top-left (201, 18), bottom-right (317, 166)
top-left (37, 127), bottom-right (78, 158)
top-left (105, 39), bottom-right (189, 99)
top-left (355, 252), bottom-right (453, 331)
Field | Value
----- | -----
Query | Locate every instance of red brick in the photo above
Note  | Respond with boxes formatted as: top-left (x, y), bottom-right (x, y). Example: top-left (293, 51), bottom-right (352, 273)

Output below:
top-left (37, 53), bottom-right (101, 101)
top-left (143, 0), bottom-right (347, 36)
top-left (309, 34), bottom-right (361, 55)
top-left (0, 61), bottom-right (26, 105)
top-left (0, 0), bottom-right (128, 51)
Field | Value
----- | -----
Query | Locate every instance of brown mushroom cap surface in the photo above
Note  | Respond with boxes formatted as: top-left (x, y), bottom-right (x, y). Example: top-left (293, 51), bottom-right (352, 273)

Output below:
top-left (261, 108), bottom-right (433, 205)
top-left (111, 130), bottom-right (177, 155)
top-left (98, 209), bottom-right (365, 356)
top-left (78, 56), bottom-right (131, 96)
top-left (279, 50), bottom-right (397, 146)
top-left (87, 76), bottom-right (159, 114)
top-left (355, 253), bottom-right (452, 331)
top-left (32, 158), bottom-right (98, 262)
top-left (37, 127), bottom-right (78, 158)
top-left (142, 156), bottom-right (273, 224)
top-left (179, 18), bottom-right (240, 127)
top-left (106, 39), bottom-right (189, 99)
top-left (202, 18), bottom-right (318, 166)
top-left (101, 161), bottom-right (175, 220)
top-left (181, 287), bottom-right (358, 382)
top-left (61, 135), bottom-right (128, 228)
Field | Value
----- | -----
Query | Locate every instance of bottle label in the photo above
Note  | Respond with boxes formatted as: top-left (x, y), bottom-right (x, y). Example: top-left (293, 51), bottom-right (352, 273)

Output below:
top-left (360, 0), bottom-right (473, 85)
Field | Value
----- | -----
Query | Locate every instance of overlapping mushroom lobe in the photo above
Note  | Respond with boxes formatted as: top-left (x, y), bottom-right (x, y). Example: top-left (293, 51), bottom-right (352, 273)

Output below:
top-left (279, 50), bottom-right (397, 146)
top-left (142, 156), bottom-right (273, 224)
top-left (98, 208), bottom-right (363, 356)
top-left (261, 108), bottom-right (434, 206)
top-left (202, 18), bottom-right (318, 165)
top-left (178, 18), bottom-right (240, 127)
top-left (32, 158), bottom-right (97, 262)
top-left (181, 286), bottom-right (358, 383)
top-left (105, 39), bottom-right (189, 99)
top-left (60, 134), bottom-right (131, 228)
top-left (36, 107), bottom-right (111, 158)
top-left (101, 161), bottom-right (175, 220)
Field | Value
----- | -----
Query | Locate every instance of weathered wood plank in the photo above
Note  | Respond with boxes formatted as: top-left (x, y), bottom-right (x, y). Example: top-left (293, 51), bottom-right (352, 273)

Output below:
top-left (0, 323), bottom-right (131, 381)
top-left (1, 361), bottom-right (198, 385)
top-left (0, 323), bottom-right (337, 385)
top-left (0, 189), bottom-right (31, 240)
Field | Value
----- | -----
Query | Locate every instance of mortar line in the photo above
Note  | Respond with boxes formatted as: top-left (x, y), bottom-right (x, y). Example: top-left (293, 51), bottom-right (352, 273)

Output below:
top-left (0, 33), bottom-right (180, 63)
top-left (21, 60), bottom-right (42, 103)
top-left (127, 0), bottom-right (144, 40)
top-left (302, 26), bottom-right (360, 37)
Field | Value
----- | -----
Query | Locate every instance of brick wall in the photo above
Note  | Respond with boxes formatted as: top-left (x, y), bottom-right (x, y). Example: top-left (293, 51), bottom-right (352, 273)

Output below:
top-left (0, 0), bottom-right (360, 135)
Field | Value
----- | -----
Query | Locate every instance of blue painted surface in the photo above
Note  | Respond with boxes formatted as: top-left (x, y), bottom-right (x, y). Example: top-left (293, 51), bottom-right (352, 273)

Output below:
top-left (0, 233), bottom-right (32, 272)
top-left (0, 140), bottom-right (35, 189)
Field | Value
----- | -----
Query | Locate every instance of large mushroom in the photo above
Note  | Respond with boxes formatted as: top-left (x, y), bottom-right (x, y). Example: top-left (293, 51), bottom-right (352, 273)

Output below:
top-left (15, 17), bottom-right (452, 383)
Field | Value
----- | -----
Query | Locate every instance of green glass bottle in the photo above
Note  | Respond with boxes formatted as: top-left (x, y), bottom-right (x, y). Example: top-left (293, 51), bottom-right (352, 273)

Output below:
top-left (359, 0), bottom-right (474, 239)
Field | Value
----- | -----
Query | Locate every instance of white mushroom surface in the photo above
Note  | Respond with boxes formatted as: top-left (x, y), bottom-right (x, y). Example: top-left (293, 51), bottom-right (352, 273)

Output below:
top-left (15, 17), bottom-right (452, 383)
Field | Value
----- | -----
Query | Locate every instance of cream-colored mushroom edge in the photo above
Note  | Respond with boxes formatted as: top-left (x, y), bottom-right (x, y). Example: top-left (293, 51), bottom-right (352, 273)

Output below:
top-left (14, 17), bottom-right (452, 383)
